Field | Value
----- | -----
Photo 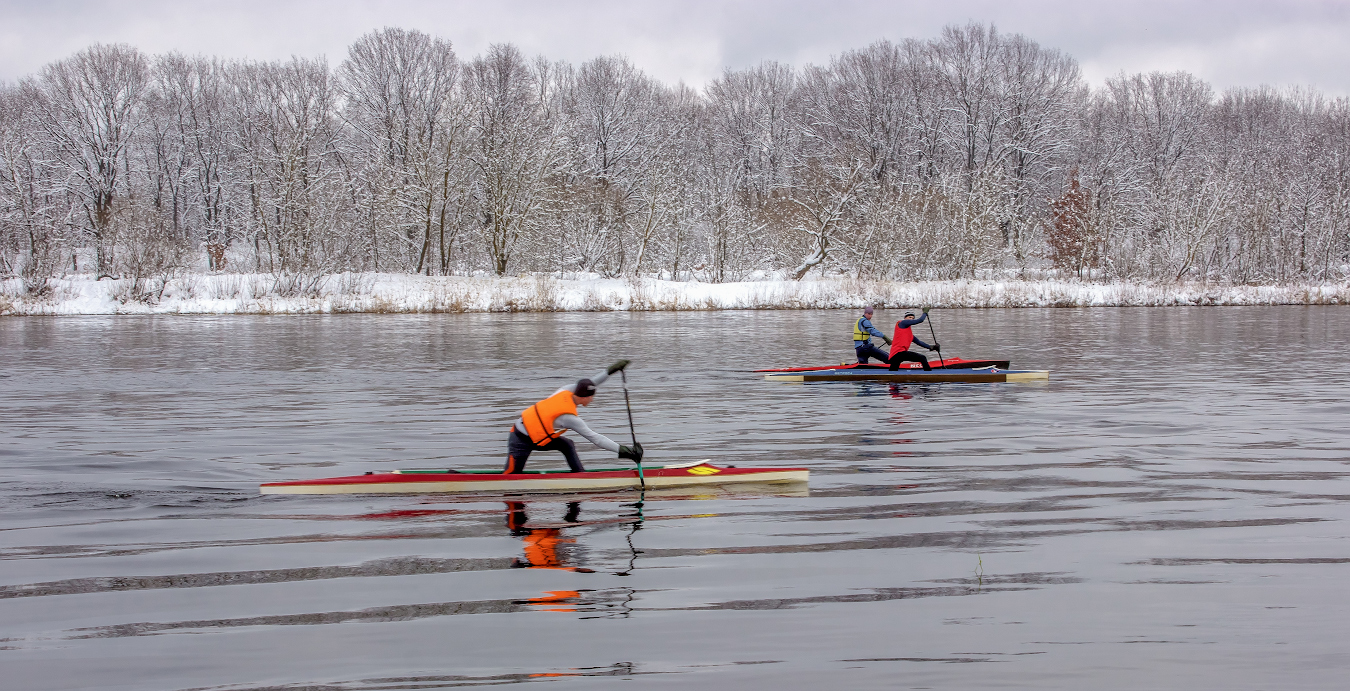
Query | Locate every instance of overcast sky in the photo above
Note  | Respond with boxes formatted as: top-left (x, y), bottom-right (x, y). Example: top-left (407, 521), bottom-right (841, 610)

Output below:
top-left (2, 0), bottom-right (1348, 95)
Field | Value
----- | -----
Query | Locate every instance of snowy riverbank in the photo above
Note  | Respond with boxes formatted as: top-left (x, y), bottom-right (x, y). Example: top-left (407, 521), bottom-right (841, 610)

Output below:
top-left (2, 273), bottom-right (1347, 315)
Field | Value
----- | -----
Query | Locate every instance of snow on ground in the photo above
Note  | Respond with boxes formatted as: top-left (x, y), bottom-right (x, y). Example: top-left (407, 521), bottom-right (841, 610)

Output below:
top-left (1, 273), bottom-right (1347, 315)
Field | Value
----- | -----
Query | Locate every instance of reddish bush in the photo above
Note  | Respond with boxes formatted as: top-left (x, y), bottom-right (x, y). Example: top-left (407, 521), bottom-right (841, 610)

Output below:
top-left (1047, 171), bottom-right (1095, 277)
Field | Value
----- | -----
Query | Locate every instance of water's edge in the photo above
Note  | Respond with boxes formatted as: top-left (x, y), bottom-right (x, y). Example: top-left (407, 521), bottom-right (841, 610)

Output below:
top-left (3, 274), bottom-right (1347, 315)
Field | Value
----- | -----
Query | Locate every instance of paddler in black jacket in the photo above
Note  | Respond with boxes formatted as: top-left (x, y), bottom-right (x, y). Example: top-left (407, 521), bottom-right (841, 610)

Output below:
top-left (853, 306), bottom-right (893, 364)
top-left (888, 308), bottom-right (939, 371)
top-left (506, 360), bottom-right (643, 474)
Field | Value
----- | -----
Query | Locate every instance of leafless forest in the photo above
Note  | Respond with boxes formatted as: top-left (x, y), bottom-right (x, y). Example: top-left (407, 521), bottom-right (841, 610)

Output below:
top-left (2, 23), bottom-right (1348, 297)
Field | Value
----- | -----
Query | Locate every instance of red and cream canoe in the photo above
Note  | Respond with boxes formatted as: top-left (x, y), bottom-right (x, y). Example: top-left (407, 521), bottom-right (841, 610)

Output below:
top-left (260, 460), bottom-right (809, 495)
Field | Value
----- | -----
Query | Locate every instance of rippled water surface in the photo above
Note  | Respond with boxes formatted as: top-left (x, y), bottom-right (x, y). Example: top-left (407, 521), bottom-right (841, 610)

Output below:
top-left (2, 308), bottom-right (1348, 690)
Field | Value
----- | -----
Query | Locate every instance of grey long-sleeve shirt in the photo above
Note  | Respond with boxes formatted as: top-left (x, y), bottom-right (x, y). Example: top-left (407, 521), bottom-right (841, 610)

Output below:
top-left (513, 368), bottom-right (622, 452)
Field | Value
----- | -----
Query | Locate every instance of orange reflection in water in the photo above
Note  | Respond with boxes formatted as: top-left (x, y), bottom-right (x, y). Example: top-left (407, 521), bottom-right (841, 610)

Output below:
top-left (505, 501), bottom-right (604, 613)
top-left (505, 501), bottom-right (592, 573)
top-left (526, 590), bottom-right (583, 613)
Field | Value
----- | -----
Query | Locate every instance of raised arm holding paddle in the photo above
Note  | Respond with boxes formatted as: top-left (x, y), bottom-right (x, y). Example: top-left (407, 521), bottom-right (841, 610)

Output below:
top-left (887, 308), bottom-right (941, 371)
top-left (505, 360), bottom-right (642, 474)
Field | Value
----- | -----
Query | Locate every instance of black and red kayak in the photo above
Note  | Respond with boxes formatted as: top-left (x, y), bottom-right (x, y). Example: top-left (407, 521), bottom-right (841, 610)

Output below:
top-left (754, 356), bottom-right (1011, 373)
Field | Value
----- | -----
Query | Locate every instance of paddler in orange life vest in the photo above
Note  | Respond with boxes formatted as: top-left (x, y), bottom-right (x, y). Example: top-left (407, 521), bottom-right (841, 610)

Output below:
top-left (506, 360), bottom-right (643, 474)
top-left (888, 308), bottom-right (940, 371)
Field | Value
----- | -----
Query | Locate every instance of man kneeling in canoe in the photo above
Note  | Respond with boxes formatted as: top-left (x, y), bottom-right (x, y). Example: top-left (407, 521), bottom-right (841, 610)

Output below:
top-left (889, 308), bottom-right (940, 371)
top-left (853, 306), bottom-right (893, 364)
top-left (506, 360), bottom-right (643, 474)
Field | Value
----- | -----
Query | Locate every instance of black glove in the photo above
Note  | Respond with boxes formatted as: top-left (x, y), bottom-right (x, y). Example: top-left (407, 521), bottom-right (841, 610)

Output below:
top-left (607, 359), bottom-right (631, 375)
top-left (618, 443), bottom-right (644, 463)
top-left (931, 343), bottom-right (941, 352)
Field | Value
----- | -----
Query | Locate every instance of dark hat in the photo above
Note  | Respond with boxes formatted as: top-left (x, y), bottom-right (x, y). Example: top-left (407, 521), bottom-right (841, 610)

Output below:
top-left (575, 378), bottom-right (597, 397)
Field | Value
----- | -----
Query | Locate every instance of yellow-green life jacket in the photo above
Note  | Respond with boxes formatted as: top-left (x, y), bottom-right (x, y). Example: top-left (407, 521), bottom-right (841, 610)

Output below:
top-left (853, 317), bottom-right (869, 342)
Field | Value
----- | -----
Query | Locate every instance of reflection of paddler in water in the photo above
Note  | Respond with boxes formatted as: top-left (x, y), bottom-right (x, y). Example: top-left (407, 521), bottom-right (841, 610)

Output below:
top-left (506, 360), bottom-right (643, 473)
top-left (505, 500), bottom-right (649, 616)
top-left (505, 501), bottom-right (594, 612)
top-left (506, 501), bottom-right (593, 572)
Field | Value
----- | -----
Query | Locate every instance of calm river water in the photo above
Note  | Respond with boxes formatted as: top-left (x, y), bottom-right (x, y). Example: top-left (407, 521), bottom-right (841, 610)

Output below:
top-left (1, 308), bottom-right (1347, 690)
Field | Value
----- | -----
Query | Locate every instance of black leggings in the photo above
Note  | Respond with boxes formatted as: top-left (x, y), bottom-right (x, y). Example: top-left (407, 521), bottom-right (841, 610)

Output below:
top-left (888, 350), bottom-right (931, 371)
top-left (855, 343), bottom-right (892, 364)
top-left (506, 429), bottom-right (584, 473)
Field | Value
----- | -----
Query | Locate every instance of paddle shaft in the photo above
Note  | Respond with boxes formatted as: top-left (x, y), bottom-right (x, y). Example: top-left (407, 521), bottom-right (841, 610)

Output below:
top-left (927, 313), bottom-right (946, 368)
top-left (619, 369), bottom-right (644, 489)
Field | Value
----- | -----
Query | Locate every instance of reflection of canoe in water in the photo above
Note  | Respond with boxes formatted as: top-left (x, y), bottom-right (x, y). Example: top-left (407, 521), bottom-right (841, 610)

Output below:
top-left (260, 460), bottom-right (809, 495)
top-left (755, 357), bottom-right (1011, 373)
top-left (764, 367), bottom-right (1049, 383)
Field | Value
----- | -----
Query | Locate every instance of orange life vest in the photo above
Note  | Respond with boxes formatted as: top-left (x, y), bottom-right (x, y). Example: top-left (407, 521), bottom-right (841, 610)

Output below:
top-left (890, 322), bottom-right (915, 357)
top-left (521, 389), bottom-right (578, 444)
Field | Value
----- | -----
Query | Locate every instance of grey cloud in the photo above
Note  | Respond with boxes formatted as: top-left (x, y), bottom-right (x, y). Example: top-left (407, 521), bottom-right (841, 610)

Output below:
top-left (1, 0), bottom-right (1347, 94)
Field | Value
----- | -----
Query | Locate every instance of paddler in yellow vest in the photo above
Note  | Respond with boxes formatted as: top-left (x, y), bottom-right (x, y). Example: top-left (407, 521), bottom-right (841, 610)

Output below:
top-left (853, 306), bottom-right (893, 364)
top-left (506, 360), bottom-right (642, 474)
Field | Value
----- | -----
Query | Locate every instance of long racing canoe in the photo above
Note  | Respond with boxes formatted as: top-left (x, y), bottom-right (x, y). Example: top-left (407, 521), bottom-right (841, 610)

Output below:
top-left (755, 356), bottom-right (1010, 373)
top-left (260, 460), bottom-right (809, 495)
top-left (764, 366), bottom-right (1049, 383)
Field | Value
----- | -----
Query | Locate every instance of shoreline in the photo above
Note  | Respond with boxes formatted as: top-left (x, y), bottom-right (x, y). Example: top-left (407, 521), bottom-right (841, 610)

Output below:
top-left (2, 273), bottom-right (1347, 315)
